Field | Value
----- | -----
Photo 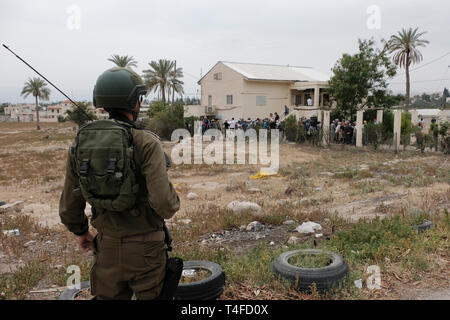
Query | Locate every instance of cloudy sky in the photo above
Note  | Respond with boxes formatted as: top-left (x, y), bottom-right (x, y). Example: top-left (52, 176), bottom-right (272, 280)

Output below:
top-left (1, 0), bottom-right (449, 104)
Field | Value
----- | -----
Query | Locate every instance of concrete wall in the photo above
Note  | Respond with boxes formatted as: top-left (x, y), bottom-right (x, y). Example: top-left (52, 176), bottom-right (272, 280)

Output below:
top-left (184, 105), bottom-right (204, 118)
top-left (199, 62), bottom-right (291, 120)
top-left (241, 80), bottom-right (289, 119)
top-left (199, 62), bottom-right (244, 120)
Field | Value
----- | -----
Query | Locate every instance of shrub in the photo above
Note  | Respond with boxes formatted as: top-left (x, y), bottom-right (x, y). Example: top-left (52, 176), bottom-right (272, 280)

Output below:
top-left (146, 102), bottom-right (185, 140)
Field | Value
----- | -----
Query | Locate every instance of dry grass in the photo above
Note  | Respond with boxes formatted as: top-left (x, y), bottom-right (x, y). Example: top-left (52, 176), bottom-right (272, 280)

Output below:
top-left (0, 122), bottom-right (449, 300)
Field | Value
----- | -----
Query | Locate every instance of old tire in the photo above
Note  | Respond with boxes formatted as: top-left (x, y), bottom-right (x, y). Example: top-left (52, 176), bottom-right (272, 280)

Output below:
top-left (58, 280), bottom-right (90, 300)
top-left (414, 220), bottom-right (433, 233)
top-left (59, 261), bottom-right (226, 300)
top-left (272, 249), bottom-right (349, 292)
top-left (175, 260), bottom-right (225, 300)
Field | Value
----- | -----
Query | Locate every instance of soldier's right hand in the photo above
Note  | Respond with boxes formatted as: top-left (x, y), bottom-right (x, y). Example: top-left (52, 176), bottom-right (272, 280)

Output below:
top-left (76, 231), bottom-right (95, 252)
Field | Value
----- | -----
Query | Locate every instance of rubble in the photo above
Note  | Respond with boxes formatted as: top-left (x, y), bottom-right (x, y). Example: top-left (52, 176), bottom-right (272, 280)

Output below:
top-left (0, 201), bottom-right (24, 214)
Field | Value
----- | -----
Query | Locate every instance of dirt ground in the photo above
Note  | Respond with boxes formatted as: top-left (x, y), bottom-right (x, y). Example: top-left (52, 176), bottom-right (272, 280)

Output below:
top-left (0, 122), bottom-right (449, 300)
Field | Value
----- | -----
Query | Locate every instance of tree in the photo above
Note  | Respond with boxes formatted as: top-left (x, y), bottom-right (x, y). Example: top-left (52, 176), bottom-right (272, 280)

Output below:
top-left (386, 27), bottom-right (429, 109)
top-left (328, 39), bottom-right (397, 119)
top-left (107, 54), bottom-right (138, 68)
top-left (443, 88), bottom-right (450, 98)
top-left (0, 102), bottom-right (8, 115)
top-left (65, 101), bottom-right (97, 127)
top-left (21, 77), bottom-right (51, 130)
top-left (168, 65), bottom-right (184, 104)
top-left (142, 59), bottom-right (177, 104)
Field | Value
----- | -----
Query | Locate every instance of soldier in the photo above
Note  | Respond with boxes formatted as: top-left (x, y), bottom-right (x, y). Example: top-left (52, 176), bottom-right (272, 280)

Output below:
top-left (59, 67), bottom-right (180, 300)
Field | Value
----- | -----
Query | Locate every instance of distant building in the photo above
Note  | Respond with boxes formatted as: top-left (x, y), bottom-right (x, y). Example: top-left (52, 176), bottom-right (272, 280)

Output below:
top-left (4, 104), bottom-right (35, 122)
top-left (410, 108), bottom-right (450, 133)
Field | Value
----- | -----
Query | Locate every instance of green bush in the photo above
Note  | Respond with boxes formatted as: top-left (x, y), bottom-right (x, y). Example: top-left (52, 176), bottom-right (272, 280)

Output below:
top-left (438, 121), bottom-right (450, 154)
top-left (146, 101), bottom-right (186, 140)
top-left (283, 115), bottom-right (298, 142)
top-left (400, 111), bottom-right (414, 146)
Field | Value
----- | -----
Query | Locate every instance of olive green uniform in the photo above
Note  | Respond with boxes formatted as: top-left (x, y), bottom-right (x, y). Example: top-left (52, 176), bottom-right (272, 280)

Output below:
top-left (59, 125), bottom-right (180, 299)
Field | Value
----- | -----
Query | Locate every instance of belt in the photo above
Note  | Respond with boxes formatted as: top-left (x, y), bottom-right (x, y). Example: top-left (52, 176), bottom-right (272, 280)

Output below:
top-left (102, 230), bottom-right (165, 242)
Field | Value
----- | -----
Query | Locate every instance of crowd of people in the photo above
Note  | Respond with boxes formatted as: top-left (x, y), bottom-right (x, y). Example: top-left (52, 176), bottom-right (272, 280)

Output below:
top-left (200, 112), bottom-right (283, 134)
top-left (196, 113), bottom-right (442, 152)
top-left (330, 119), bottom-right (359, 145)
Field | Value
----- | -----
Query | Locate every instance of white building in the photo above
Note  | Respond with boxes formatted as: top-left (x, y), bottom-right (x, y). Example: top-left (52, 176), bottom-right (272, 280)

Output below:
top-left (4, 104), bottom-right (35, 122)
top-left (187, 61), bottom-right (330, 120)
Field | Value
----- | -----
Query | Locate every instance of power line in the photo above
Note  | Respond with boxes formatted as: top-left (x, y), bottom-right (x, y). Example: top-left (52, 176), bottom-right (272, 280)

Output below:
top-left (392, 51), bottom-right (450, 77)
top-left (389, 78), bottom-right (450, 84)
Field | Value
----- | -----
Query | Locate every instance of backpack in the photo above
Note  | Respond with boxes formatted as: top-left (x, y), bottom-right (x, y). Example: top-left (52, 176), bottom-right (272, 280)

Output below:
top-left (73, 119), bottom-right (139, 212)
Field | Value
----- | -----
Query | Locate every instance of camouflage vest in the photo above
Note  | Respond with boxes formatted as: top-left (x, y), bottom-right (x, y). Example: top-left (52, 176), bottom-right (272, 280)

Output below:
top-left (73, 119), bottom-right (139, 212)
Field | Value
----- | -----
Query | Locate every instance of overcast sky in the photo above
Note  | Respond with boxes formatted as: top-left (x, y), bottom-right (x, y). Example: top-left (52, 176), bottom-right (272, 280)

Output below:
top-left (1, 0), bottom-right (449, 104)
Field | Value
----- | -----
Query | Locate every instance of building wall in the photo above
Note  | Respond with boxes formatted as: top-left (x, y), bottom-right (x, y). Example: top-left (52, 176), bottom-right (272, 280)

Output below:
top-left (200, 62), bottom-right (245, 120)
top-left (241, 80), bottom-right (289, 119)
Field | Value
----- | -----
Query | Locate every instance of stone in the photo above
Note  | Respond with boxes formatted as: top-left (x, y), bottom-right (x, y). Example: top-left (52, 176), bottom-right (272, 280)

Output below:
top-left (179, 219), bottom-right (192, 225)
top-left (292, 198), bottom-right (310, 206)
top-left (295, 221), bottom-right (322, 234)
top-left (246, 221), bottom-right (263, 232)
top-left (288, 236), bottom-right (300, 245)
top-left (283, 220), bottom-right (295, 225)
top-left (186, 192), bottom-right (198, 200)
top-left (319, 172), bottom-right (334, 177)
top-left (277, 199), bottom-right (290, 205)
top-left (23, 240), bottom-right (37, 248)
top-left (0, 201), bottom-right (24, 214)
top-left (227, 201), bottom-right (261, 214)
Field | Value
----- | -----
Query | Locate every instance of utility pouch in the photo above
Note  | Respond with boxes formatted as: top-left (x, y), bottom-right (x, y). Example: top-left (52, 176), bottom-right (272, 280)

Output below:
top-left (157, 257), bottom-right (183, 300)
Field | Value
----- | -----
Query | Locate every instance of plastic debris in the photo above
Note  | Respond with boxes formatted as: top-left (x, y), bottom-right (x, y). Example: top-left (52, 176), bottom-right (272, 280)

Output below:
top-left (2, 229), bottom-right (20, 236)
top-left (182, 269), bottom-right (197, 278)
top-left (354, 279), bottom-right (363, 289)
top-left (250, 170), bottom-right (278, 180)
top-left (295, 221), bottom-right (322, 234)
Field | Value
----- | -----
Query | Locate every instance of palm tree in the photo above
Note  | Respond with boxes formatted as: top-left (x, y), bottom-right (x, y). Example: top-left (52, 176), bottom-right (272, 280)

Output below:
top-left (107, 54), bottom-right (138, 68)
top-left (21, 77), bottom-right (51, 130)
top-left (386, 27), bottom-right (429, 109)
top-left (142, 59), bottom-right (175, 104)
top-left (169, 65), bottom-right (184, 104)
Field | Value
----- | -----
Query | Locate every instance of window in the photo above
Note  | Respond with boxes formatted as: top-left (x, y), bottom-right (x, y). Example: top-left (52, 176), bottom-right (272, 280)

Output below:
top-left (226, 95), bottom-right (233, 105)
top-left (256, 96), bottom-right (266, 106)
top-left (213, 72), bottom-right (222, 80)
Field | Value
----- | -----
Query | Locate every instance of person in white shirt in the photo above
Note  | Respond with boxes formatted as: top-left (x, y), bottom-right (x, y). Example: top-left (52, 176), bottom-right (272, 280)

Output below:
top-left (229, 118), bottom-right (236, 129)
top-left (307, 97), bottom-right (313, 106)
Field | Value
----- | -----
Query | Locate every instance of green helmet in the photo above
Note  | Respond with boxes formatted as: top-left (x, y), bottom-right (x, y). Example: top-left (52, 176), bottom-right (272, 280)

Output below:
top-left (93, 67), bottom-right (147, 110)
